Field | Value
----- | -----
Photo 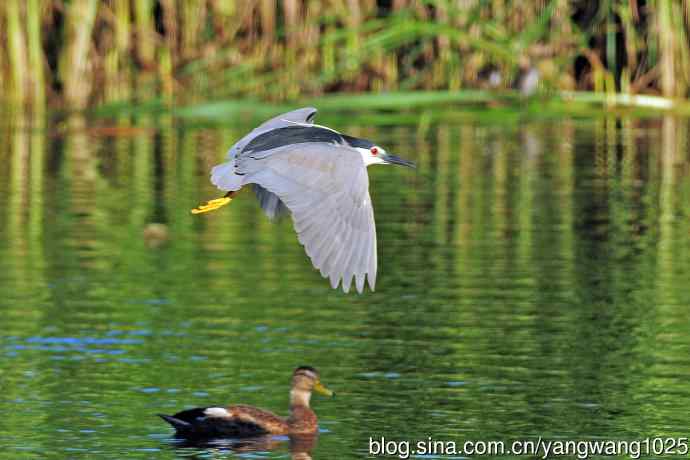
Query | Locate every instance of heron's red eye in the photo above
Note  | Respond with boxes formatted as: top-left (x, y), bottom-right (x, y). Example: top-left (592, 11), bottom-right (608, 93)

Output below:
top-left (370, 147), bottom-right (378, 155)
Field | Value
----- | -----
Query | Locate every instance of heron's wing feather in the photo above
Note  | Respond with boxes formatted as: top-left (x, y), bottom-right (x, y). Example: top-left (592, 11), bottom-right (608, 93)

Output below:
top-left (252, 184), bottom-right (289, 221)
top-left (256, 107), bottom-right (317, 129)
top-left (224, 108), bottom-right (317, 160)
top-left (213, 108), bottom-right (318, 191)
top-left (243, 143), bottom-right (376, 293)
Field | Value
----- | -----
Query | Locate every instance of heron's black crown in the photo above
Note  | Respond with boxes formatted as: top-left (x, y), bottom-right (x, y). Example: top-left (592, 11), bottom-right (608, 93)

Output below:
top-left (341, 134), bottom-right (375, 149)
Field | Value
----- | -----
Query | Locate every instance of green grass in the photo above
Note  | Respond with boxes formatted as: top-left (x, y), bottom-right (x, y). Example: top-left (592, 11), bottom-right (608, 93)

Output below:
top-left (90, 89), bottom-right (690, 128)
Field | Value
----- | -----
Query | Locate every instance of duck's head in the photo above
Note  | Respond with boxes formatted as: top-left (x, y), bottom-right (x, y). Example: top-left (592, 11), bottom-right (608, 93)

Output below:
top-left (291, 366), bottom-right (334, 398)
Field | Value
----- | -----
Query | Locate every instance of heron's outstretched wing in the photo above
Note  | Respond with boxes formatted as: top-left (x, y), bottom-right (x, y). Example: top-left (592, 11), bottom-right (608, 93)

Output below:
top-left (213, 108), bottom-right (318, 216)
top-left (225, 107), bottom-right (317, 160)
top-left (239, 143), bottom-right (377, 293)
top-left (252, 184), bottom-right (290, 220)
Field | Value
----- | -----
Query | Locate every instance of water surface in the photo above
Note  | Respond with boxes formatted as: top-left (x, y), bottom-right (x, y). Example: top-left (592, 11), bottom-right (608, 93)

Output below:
top-left (1, 110), bottom-right (689, 459)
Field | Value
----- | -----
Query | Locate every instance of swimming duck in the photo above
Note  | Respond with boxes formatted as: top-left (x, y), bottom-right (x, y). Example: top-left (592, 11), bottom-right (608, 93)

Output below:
top-left (159, 366), bottom-right (333, 439)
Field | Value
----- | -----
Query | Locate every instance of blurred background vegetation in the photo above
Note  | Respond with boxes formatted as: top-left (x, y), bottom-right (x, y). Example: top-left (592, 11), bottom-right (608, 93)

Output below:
top-left (2, 0), bottom-right (690, 110)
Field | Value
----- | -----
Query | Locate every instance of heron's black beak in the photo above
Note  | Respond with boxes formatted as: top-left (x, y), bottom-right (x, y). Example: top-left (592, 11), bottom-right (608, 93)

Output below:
top-left (385, 154), bottom-right (416, 168)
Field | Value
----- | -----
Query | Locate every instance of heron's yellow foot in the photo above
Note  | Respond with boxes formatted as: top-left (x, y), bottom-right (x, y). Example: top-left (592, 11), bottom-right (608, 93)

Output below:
top-left (191, 196), bottom-right (232, 214)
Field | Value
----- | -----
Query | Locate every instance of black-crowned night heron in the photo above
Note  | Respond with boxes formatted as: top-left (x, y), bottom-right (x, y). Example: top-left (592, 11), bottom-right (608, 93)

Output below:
top-left (192, 108), bottom-right (415, 294)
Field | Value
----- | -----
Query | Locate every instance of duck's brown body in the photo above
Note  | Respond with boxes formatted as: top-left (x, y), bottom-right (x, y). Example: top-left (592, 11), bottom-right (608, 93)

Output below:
top-left (286, 405), bottom-right (318, 434)
top-left (226, 404), bottom-right (291, 434)
top-left (159, 367), bottom-right (331, 440)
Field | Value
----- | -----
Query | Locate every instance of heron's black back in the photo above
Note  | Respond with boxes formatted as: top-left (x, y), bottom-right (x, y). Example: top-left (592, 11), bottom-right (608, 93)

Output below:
top-left (242, 125), bottom-right (376, 154)
top-left (340, 134), bottom-right (374, 149)
top-left (243, 126), bottom-right (343, 153)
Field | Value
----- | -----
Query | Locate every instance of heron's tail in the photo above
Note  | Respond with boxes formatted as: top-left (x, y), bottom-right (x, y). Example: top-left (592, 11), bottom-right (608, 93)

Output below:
top-left (192, 160), bottom-right (245, 214)
top-left (210, 161), bottom-right (243, 191)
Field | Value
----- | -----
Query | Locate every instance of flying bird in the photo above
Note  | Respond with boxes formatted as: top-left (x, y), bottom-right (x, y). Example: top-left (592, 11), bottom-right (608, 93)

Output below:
top-left (192, 108), bottom-right (415, 293)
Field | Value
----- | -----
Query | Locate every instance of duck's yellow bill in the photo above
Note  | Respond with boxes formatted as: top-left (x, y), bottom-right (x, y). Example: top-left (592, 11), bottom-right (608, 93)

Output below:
top-left (314, 381), bottom-right (334, 397)
top-left (191, 196), bottom-right (232, 214)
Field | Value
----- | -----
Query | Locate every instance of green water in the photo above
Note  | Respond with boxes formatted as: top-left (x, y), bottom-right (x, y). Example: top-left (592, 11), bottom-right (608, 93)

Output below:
top-left (1, 111), bottom-right (689, 459)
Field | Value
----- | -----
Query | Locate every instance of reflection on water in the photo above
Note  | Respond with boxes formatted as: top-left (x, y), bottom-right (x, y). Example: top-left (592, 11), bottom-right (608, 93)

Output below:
top-left (170, 433), bottom-right (317, 459)
top-left (0, 110), bottom-right (689, 459)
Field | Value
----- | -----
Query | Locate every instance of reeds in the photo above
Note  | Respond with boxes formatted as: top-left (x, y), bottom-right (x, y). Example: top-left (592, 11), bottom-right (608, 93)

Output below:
top-left (4, 0), bottom-right (28, 104)
top-left (2, 1), bottom-right (690, 109)
top-left (59, 0), bottom-right (99, 108)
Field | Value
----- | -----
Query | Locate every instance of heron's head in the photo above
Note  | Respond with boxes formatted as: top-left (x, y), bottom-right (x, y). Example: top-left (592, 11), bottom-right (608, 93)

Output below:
top-left (291, 366), bottom-right (334, 397)
top-left (343, 135), bottom-right (416, 169)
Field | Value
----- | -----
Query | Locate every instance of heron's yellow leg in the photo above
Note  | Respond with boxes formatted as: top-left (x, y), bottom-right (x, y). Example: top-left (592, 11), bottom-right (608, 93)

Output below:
top-left (191, 191), bottom-right (236, 214)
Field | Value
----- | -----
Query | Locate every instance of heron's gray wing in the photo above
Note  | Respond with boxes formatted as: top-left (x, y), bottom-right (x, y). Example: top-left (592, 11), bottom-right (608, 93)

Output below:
top-left (213, 108), bottom-right (318, 207)
top-left (240, 143), bottom-right (377, 293)
top-left (225, 107), bottom-right (317, 160)
top-left (252, 184), bottom-right (290, 220)
top-left (256, 107), bottom-right (317, 129)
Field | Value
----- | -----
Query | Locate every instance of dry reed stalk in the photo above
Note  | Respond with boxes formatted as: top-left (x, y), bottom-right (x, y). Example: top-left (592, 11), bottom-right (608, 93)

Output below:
top-left (160, 0), bottom-right (178, 49)
top-left (181, 0), bottom-right (206, 60)
top-left (656, 0), bottom-right (676, 97)
top-left (59, 0), bottom-right (99, 108)
top-left (5, 0), bottom-right (28, 104)
top-left (260, 0), bottom-right (276, 42)
top-left (0, 25), bottom-right (4, 98)
top-left (27, 0), bottom-right (45, 108)
top-left (134, 0), bottom-right (155, 67)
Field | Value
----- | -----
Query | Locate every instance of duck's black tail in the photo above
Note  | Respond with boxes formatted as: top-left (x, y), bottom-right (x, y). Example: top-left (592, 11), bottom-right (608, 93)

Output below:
top-left (158, 414), bottom-right (191, 434)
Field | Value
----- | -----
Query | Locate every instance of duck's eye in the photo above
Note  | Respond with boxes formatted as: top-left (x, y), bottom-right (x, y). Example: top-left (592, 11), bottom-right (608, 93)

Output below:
top-left (370, 147), bottom-right (378, 155)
